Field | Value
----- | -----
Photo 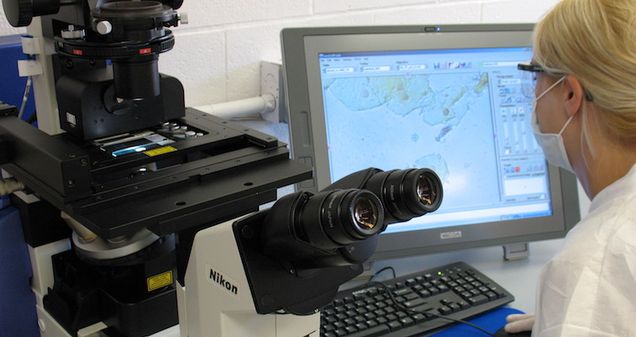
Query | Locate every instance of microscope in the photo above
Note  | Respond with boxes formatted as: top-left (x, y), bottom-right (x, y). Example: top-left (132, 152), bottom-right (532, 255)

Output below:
top-left (0, 1), bottom-right (444, 336)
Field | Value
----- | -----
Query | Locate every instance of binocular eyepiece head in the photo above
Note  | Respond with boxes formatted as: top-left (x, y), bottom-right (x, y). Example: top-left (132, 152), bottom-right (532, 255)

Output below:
top-left (260, 168), bottom-right (443, 268)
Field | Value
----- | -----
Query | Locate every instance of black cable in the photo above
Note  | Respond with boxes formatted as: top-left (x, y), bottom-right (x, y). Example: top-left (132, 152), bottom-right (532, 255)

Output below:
top-left (367, 281), bottom-right (497, 337)
top-left (368, 266), bottom-right (397, 282)
top-left (26, 111), bottom-right (37, 125)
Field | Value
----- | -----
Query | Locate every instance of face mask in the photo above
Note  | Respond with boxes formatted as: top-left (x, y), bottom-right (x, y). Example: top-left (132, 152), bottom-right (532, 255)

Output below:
top-left (531, 76), bottom-right (576, 172)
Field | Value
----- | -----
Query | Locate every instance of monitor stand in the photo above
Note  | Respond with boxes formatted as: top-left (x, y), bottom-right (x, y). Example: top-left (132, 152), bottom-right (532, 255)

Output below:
top-left (503, 243), bottom-right (530, 261)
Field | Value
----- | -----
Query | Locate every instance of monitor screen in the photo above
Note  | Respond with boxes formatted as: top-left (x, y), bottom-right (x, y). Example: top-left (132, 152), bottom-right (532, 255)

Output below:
top-left (282, 24), bottom-right (580, 260)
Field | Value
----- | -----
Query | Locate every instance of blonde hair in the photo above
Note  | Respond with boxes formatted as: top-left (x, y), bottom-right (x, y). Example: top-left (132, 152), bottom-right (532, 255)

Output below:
top-left (533, 0), bottom-right (636, 145)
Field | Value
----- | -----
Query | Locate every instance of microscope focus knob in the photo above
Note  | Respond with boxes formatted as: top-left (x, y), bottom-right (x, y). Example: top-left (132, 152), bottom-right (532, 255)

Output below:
top-left (96, 20), bottom-right (113, 35)
top-left (2, 0), bottom-right (60, 27)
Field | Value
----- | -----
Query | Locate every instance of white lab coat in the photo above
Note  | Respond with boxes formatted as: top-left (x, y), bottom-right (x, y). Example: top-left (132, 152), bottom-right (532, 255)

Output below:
top-left (533, 164), bottom-right (636, 337)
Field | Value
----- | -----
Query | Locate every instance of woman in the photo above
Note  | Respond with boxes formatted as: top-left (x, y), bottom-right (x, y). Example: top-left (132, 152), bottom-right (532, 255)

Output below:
top-left (508, 0), bottom-right (636, 335)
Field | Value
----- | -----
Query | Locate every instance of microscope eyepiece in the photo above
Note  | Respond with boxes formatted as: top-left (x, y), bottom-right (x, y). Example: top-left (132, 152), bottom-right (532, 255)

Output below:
top-left (353, 195), bottom-right (379, 231)
top-left (365, 168), bottom-right (443, 223)
top-left (418, 173), bottom-right (439, 205)
top-left (261, 188), bottom-right (384, 265)
top-left (307, 189), bottom-right (384, 247)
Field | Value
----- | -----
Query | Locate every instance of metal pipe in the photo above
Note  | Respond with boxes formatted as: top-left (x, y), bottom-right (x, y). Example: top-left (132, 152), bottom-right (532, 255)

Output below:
top-left (195, 94), bottom-right (276, 121)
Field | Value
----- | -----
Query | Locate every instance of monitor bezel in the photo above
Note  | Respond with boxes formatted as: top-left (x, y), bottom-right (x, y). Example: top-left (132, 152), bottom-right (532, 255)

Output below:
top-left (281, 24), bottom-right (580, 260)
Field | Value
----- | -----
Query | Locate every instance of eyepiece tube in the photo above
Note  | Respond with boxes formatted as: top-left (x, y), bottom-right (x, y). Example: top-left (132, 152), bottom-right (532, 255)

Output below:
top-left (261, 189), bottom-right (385, 267)
top-left (302, 189), bottom-right (384, 248)
top-left (365, 168), bottom-right (443, 224)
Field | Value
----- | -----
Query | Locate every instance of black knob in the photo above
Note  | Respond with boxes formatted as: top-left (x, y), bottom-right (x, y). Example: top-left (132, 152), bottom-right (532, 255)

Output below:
top-left (2, 0), bottom-right (60, 27)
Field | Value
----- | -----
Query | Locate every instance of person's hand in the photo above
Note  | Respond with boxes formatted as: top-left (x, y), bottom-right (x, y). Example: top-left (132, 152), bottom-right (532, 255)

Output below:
top-left (504, 313), bottom-right (535, 333)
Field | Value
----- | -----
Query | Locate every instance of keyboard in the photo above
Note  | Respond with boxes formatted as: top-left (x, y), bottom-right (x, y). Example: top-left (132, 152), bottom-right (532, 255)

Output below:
top-left (320, 261), bottom-right (514, 337)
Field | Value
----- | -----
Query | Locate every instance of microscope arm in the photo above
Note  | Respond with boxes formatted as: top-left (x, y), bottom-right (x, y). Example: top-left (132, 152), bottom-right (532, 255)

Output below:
top-left (177, 217), bottom-right (320, 337)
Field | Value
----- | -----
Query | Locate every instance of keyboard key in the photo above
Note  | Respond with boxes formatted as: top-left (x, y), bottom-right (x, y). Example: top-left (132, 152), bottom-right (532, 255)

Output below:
top-left (412, 313), bottom-right (428, 322)
top-left (438, 306), bottom-right (452, 315)
top-left (411, 304), bottom-right (433, 312)
top-left (486, 291), bottom-right (498, 300)
top-left (418, 289), bottom-right (431, 297)
top-left (469, 294), bottom-right (488, 306)
top-left (400, 317), bottom-right (415, 326)
top-left (404, 292), bottom-right (419, 301)
top-left (364, 312), bottom-right (376, 320)
top-left (404, 298), bottom-right (427, 308)
top-left (388, 320), bottom-right (402, 330)
top-left (355, 323), bottom-right (368, 331)
top-left (344, 324), bottom-right (390, 337)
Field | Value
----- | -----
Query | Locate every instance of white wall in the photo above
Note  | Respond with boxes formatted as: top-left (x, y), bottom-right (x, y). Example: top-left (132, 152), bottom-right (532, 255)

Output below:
top-left (1, 0), bottom-right (560, 107)
top-left (2, 0), bottom-right (590, 211)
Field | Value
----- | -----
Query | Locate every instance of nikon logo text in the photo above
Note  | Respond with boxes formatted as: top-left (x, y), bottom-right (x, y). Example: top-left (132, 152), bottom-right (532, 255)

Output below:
top-left (209, 268), bottom-right (238, 295)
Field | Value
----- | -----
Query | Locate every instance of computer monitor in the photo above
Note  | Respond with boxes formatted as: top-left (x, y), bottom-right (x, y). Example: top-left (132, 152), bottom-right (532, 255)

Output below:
top-left (281, 24), bottom-right (581, 261)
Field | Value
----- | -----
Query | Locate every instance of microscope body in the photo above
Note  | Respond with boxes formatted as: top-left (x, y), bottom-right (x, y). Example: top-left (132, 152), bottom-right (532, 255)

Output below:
top-left (0, 0), bottom-right (311, 336)
top-left (177, 216), bottom-right (321, 337)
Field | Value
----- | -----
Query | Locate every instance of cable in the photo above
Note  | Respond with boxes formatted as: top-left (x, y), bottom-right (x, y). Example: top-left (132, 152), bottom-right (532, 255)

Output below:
top-left (368, 266), bottom-right (397, 283)
top-left (26, 111), bottom-right (37, 125)
top-left (18, 76), bottom-right (33, 120)
top-left (0, 179), bottom-right (25, 196)
top-left (367, 281), bottom-right (497, 337)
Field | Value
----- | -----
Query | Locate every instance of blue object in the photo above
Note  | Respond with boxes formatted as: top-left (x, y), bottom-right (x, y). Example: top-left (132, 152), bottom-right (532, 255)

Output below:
top-left (431, 307), bottom-right (525, 337)
top-left (0, 207), bottom-right (39, 337)
top-left (0, 35), bottom-right (36, 122)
